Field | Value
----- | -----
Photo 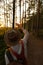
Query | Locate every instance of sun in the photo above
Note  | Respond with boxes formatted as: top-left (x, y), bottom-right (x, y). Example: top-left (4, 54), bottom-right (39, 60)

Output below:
top-left (0, 24), bottom-right (5, 28)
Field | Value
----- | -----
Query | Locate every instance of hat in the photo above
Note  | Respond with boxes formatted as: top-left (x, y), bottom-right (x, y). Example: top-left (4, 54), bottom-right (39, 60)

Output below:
top-left (4, 29), bottom-right (21, 45)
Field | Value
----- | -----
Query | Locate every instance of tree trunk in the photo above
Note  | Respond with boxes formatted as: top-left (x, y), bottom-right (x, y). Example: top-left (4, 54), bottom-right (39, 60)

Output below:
top-left (37, 0), bottom-right (41, 35)
top-left (19, 0), bottom-right (21, 24)
top-left (13, 0), bottom-right (15, 29)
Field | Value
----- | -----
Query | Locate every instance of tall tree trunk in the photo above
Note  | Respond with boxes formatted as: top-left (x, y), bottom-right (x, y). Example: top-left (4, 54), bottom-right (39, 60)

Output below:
top-left (4, 0), bottom-right (5, 26)
top-left (19, 0), bottom-right (21, 24)
top-left (6, 0), bottom-right (8, 27)
top-left (37, 0), bottom-right (41, 34)
top-left (24, 0), bottom-right (26, 29)
top-left (25, 0), bottom-right (26, 22)
top-left (13, 0), bottom-right (15, 29)
top-left (22, 0), bottom-right (24, 27)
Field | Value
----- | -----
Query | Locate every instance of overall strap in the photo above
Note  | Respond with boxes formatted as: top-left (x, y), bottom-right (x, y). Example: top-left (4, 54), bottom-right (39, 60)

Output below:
top-left (20, 40), bottom-right (27, 65)
top-left (9, 40), bottom-right (24, 59)
top-left (6, 49), bottom-right (14, 62)
top-left (10, 40), bottom-right (25, 64)
top-left (8, 40), bottom-right (25, 64)
top-left (9, 48), bottom-right (19, 58)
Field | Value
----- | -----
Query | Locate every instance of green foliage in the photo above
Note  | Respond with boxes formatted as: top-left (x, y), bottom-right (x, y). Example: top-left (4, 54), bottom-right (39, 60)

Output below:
top-left (0, 38), bottom-right (6, 65)
top-left (0, 28), bottom-right (9, 65)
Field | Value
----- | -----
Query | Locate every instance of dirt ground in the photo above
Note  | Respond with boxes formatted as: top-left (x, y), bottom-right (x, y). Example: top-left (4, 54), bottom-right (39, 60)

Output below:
top-left (27, 33), bottom-right (43, 65)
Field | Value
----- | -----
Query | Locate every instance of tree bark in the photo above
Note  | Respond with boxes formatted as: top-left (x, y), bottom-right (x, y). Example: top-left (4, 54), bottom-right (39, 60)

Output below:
top-left (13, 0), bottom-right (15, 28)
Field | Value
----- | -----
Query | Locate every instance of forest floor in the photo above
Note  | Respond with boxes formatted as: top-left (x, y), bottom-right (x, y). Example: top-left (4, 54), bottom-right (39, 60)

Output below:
top-left (27, 32), bottom-right (43, 65)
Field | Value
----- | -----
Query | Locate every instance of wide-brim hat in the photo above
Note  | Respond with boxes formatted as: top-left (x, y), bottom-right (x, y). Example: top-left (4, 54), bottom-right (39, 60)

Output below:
top-left (4, 29), bottom-right (21, 45)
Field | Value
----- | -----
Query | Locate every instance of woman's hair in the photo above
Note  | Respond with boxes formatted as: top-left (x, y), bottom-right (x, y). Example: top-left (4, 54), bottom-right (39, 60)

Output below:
top-left (4, 29), bottom-right (21, 46)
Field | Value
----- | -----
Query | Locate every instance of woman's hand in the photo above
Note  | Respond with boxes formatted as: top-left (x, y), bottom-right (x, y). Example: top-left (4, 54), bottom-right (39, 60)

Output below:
top-left (16, 23), bottom-right (22, 29)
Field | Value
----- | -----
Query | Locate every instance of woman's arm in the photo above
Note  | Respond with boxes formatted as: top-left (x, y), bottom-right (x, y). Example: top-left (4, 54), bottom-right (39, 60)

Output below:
top-left (5, 53), bottom-right (9, 65)
top-left (16, 23), bottom-right (29, 43)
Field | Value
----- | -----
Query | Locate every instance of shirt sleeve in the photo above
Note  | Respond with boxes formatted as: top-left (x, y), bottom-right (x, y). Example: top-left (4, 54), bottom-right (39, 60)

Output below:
top-left (5, 53), bottom-right (9, 65)
top-left (21, 30), bottom-right (29, 58)
top-left (22, 29), bottom-right (29, 44)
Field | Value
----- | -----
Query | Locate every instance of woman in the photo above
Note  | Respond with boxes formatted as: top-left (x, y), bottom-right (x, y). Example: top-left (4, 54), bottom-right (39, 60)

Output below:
top-left (4, 23), bottom-right (29, 65)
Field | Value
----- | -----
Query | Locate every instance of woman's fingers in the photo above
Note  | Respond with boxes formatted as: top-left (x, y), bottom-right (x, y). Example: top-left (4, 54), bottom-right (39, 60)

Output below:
top-left (16, 23), bottom-right (22, 28)
top-left (16, 23), bottom-right (20, 26)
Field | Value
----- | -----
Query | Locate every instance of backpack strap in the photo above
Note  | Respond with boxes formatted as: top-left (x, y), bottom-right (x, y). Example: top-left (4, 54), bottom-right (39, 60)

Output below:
top-left (8, 40), bottom-right (25, 64)
top-left (9, 40), bottom-right (24, 59)
top-left (6, 49), bottom-right (14, 62)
